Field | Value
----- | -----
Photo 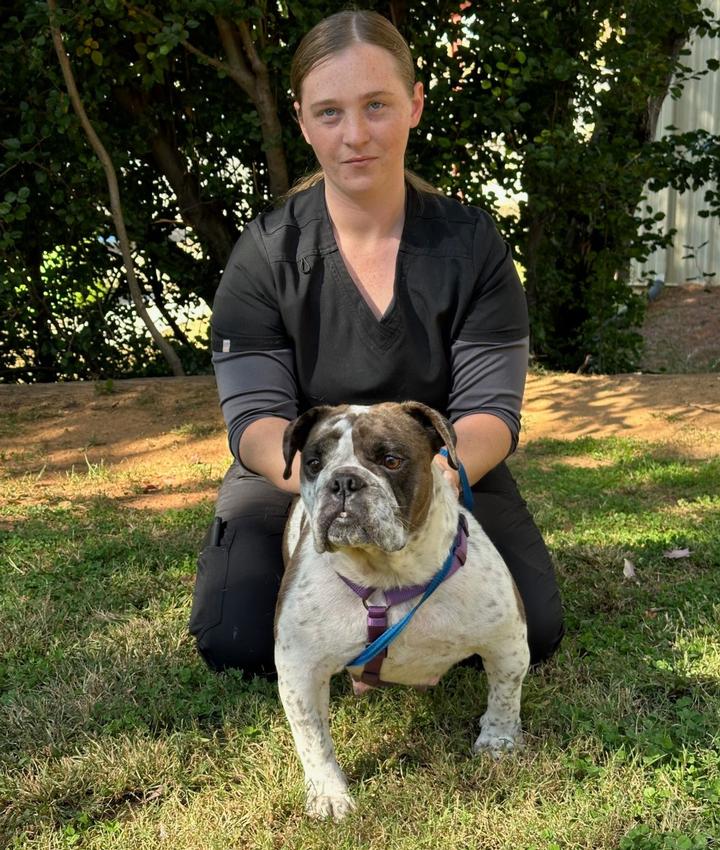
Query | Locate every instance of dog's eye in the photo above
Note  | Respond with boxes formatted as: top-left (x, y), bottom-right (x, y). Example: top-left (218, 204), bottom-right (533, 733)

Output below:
top-left (383, 455), bottom-right (403, 470)
top-left (305, 458), bottom-right (321, 475)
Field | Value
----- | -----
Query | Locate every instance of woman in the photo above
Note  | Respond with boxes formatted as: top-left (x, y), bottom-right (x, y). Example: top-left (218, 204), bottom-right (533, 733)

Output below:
top-left (189, 10), bottom-right (564, 677)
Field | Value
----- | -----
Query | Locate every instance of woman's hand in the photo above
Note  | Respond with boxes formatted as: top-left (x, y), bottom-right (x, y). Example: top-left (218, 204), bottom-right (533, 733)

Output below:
top-left (239, 417), bottom-right (301, 493)
top-left (433, 413), bottom-right (514, 494)
top-left (432, 452), bottom-right (460, 497)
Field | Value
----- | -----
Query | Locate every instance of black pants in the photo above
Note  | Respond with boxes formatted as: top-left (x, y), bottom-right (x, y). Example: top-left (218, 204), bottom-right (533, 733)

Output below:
top-left (189, 460), bottom-right (564, 677)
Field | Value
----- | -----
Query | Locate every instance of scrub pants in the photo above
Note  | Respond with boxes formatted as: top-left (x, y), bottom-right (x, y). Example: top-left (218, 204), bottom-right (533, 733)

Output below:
top-left (189, 460), bottom-right (564, 677)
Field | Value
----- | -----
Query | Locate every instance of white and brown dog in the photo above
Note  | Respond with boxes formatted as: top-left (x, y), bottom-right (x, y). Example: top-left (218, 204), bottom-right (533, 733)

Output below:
top-left (275, 401), bottom-right (529, 820)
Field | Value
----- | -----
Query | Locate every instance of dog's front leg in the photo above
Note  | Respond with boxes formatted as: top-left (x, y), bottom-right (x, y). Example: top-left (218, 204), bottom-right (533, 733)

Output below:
top-left (473, 635), bottom-right (530, 757)
top-left (276, 656), bottom-right (355, 820)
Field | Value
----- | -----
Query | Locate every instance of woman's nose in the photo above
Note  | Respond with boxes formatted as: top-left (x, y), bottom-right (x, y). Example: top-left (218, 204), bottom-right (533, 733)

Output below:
top-left (342, 112), bottom-right (371, 146)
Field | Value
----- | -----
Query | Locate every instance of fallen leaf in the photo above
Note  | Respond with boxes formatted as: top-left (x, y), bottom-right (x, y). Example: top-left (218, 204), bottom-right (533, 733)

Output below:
top-left (145, 785), bottom-right (165, 802)
top-left (623, 558), bottom-right (639, 581)
top-left (142, 483), bottom-right (160, 493)
top-left (663, 548), bottom-right (691, 559)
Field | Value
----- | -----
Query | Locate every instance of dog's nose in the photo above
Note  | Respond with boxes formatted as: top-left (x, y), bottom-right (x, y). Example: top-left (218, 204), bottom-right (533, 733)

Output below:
top-left (330, 470), bottom-right (366, 497)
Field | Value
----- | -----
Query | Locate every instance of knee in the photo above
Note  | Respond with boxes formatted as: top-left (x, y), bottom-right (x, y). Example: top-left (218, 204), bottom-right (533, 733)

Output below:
top-left (526, 603), bottom-right (565, 667)
top-left (195, 620), bottom-right (277, 679)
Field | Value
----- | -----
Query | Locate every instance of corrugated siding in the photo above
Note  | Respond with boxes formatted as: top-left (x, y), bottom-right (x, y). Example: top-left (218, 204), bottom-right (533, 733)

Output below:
top-left (633, 1), bottom-right (720, 286)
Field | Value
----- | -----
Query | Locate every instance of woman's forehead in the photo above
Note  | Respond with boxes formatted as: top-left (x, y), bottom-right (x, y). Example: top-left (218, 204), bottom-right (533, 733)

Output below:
top-left (300, 43), bottom-right (409, 104)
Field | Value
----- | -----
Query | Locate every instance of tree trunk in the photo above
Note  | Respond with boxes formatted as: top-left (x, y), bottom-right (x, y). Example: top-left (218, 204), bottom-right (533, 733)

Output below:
top-left (147, 264), bottom-right (191, 347)
top-left (213, 16), bottom-right (289, 197)
top-left (48, 0), bottom-right (185, 377)
top-left (113, 86), bottom-right (238, 271)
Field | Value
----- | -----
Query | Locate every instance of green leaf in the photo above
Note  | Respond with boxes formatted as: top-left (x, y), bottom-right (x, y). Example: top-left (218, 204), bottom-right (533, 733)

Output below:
top-left (91, 50), bottom-right (103, 66)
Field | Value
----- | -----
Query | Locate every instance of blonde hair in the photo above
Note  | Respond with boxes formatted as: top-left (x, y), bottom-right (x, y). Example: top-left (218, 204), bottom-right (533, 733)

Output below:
top-left (286, 9), bottom-right (440, 198)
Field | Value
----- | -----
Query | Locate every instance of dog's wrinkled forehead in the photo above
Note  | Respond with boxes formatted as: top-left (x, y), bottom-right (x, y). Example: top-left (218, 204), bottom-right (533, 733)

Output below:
top-left (306, 412), bottom-right (357, 460)
top-left (305, 404), bottom-right (434, 464)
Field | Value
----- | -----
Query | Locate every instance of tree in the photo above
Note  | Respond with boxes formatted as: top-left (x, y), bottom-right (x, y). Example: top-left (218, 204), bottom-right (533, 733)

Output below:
top-left (403, 0), bottom-right (719, 371)
top-left (48, 0), bottom-right (185, 376)
top-left (1, 0), bottom-right (718, 381)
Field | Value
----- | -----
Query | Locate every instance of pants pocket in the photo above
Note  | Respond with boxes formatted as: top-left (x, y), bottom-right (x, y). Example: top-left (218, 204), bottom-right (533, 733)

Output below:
top-left (188, 527), bottom-right (235, 641)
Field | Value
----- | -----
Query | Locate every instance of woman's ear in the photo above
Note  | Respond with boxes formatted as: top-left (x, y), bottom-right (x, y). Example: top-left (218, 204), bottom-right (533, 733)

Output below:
top-left (409, 81), bottom-right (424, 128)
top-left (294, 101), bottom-right (311, 144)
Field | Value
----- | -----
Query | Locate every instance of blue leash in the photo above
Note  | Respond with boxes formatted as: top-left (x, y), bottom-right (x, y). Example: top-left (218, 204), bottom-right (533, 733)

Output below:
top-left (439, 449), bottom-right (474, 510)
top-left (346, 455), bottom-right (473, 669)
top-left (348, 537), bottom-right (459, 667)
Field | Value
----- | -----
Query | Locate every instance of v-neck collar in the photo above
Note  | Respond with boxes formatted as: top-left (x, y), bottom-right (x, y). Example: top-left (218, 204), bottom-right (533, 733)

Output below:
top-left (319, 181), bottom-right (417, 332)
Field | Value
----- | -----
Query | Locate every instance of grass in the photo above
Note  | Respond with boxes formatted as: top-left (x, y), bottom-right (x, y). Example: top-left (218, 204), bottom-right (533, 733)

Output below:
top-left (1, 436), bottom-right (719, 849)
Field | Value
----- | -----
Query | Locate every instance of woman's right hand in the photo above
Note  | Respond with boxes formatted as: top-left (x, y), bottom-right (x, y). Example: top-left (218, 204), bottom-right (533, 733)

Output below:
top-left (239, 417), bottom-right (301, 493)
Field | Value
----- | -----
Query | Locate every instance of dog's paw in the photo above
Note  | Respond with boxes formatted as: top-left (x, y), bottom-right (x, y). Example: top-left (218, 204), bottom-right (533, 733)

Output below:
top-left (472, 722), bottom-right (523, 758)
top-left (305, 789), bottom-right (356, 821)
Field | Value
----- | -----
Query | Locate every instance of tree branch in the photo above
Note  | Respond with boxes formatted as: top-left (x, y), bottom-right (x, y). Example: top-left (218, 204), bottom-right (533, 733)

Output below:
top-left (48, 0), bottom-right (184, 376)
top-left (129, 4), bottom-right (252, 91)
top-left (214, 16), bottom-right (254, 91)
top-left (237, 19), bottom-right (265, 78)
top-left (113, 85), bottom-right (237, 275)
top-left (127, 4), bottom-right (289, 197)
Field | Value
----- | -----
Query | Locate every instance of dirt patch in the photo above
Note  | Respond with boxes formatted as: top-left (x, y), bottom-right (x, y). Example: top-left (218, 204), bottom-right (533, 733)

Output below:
top-left (639, 283), bottom-right (720, 373)
top-left (522, 371), bottom-right (720, 455)
top-left (1, 372), bottom-right (719, 514)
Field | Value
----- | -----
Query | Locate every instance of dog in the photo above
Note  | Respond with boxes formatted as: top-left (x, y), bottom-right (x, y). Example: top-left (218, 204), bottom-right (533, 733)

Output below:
top-left (274, 401), bottom-right (529, 820)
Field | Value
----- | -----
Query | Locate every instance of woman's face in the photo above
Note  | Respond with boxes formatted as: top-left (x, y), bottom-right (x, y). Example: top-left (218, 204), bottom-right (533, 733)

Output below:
top-left (295, 42), bottom-right (424, 199)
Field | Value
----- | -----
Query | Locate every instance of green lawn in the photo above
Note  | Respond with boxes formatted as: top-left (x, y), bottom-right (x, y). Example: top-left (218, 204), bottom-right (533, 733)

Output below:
top-left (1, 436), bottom-right (718, 849)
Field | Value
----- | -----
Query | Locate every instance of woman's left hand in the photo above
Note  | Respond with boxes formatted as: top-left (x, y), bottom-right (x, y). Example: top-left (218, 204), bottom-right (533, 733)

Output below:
top-left (432, 452), bottom-right (460, 497)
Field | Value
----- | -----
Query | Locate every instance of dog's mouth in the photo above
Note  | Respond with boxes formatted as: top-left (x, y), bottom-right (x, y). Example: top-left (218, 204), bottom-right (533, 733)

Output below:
top-left (325, 510), bottom-right (372, 548)
top-left (311, 504), bottom-right (406, 554)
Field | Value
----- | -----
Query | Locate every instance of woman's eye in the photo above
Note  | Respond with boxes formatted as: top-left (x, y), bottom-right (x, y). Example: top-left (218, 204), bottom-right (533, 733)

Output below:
top-left (368, 101), bottom-right (384, 111)
top-left (320, 107), bottom-right (337, 118)
top-left (306, 458), bottom-right (321, 474)
top-left (383, 455), bottom-right (402, 470)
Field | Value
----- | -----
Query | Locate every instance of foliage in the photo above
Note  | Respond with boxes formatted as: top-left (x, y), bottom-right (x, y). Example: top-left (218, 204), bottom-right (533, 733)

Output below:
top-left (405, 0), bottom-right (720, 371)
top-left (1, 1), bottom-right (719, 380)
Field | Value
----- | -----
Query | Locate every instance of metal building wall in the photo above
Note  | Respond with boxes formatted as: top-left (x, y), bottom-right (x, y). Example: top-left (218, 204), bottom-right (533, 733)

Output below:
top-left (633, 2), bottom-right (720, 286)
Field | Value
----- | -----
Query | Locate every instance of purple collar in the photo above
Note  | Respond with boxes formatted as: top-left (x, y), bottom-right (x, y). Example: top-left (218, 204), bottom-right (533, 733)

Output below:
top-left (337, 514), bottom-right (469, 687)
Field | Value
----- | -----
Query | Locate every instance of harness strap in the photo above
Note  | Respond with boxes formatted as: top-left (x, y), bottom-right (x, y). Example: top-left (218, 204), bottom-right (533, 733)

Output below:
top-left (338, 513), bottom-right (469, 687)
top-left (357, 606), bottom-right (389, 687)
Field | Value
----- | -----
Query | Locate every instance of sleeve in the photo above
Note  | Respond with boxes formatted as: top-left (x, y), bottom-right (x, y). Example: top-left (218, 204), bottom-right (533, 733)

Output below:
top-left (211, 223), bottom-right (291, 353)
top-left (449, 212), bottom-right (530, 452)
top-left (213, 348), bottom-right (298, 462)
top-left (455, 212), bottom-right (529, 343)
top-left (447, 337), bottom-right (529, 453)
top-left (210, 223), bottom-right (298, 461)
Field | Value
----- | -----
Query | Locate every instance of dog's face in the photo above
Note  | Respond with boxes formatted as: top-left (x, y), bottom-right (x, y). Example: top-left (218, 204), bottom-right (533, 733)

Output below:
top-left (282, 402), bottom-right (458, 554)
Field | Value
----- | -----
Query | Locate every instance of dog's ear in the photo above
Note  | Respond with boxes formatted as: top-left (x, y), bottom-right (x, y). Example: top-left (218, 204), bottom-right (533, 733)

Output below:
top-left (399, 402), bottom-right (459, 469)
top-left (282, 406), bottom-right (333, 480)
